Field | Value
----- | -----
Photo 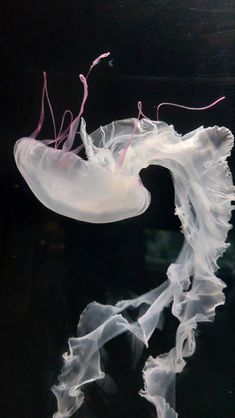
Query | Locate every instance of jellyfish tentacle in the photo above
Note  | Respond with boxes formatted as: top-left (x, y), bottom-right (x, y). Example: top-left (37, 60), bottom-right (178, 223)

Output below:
top-left (30, 71), bottom-right (57, 139)
top-left (137, 100), bottom-right (150, 120)
top-left (61, 75), bottom-right (88, 152)
top-left (117, 101), bottom-right (145, 169)
top-left (30, 72), bottom-right (46, 138)
top-left (62, 52), bottom-right (110, 153)
top-left (55, 110), bottom-right (74, 148)
top-left (156, 96), bottom-right (226, 121)
top-left (44, 72), bottom-right (57, 139)
top-left (86, 51), bottom-right (110, 78)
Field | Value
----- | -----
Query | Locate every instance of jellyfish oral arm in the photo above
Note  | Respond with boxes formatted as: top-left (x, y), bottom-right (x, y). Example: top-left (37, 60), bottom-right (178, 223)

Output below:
top-left (49, 123), bottom-right (234, 418)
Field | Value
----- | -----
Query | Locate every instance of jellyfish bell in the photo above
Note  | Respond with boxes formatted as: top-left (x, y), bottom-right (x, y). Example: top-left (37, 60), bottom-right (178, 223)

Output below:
top-left (14, 129), bottom-right (151, 223)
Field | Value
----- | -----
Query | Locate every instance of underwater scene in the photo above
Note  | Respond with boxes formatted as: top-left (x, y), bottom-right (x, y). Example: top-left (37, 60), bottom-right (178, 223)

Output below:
top-left (0, 2), bottom-right (235, 418)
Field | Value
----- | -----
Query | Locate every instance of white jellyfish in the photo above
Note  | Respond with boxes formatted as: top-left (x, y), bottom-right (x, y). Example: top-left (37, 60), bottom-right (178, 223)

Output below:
top-left (14, 53), bottom-right (235, 418)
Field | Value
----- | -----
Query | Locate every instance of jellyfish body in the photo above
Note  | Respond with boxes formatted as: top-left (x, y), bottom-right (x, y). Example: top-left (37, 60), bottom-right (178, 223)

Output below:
top-left (14, 57), bottom-right (235, 418)
top-left (14, 129), bottom-right (150, 223)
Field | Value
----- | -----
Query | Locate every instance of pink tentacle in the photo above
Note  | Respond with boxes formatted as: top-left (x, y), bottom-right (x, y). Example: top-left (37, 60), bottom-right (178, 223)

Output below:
top-left (32, 52), bottom-right (110, 151)
top-left (41, 131), bottom-right (68, 146)
top-left (62, 52), bottom-right (110, 152)
top-left (57, 110), bottom-right (74, 137)
top-left (156, 96), bottom-right (226, 121)
top-left (86, 52), bottom-right (110, 78)
top-left (30, 72), bottom-right (47, 138)
top-left (55, 110), bottom-right (74, 148)
top-left (44, 74), bottom-right (57, 138)
top-left (137, 101), bottom-right (150, 120)
top-left (62, 74), bottom-right (88, 152)
top-left (70, 144), bottom-right (84, 155)
top-left (30, 72), bottom-right (58, 139)
top-left (117, 101), bottom-right (145, 169)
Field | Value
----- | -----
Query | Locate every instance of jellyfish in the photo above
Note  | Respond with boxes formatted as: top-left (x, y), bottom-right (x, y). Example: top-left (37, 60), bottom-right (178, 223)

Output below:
top-left (14, 53), bottom-right (235, 418)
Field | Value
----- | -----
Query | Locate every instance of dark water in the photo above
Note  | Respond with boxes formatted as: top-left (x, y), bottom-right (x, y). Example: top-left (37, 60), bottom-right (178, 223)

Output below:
top-left (0, 1), bottom-right (235, 418)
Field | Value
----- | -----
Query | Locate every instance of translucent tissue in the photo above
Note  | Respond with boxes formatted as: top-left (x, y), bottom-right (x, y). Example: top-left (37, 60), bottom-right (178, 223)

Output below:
top-left (14, 54), bottom-right (235, 418)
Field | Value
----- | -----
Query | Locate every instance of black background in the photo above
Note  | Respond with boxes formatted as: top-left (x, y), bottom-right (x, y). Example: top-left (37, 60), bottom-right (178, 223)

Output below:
top-left (0, 1), bottom-right (235, 418)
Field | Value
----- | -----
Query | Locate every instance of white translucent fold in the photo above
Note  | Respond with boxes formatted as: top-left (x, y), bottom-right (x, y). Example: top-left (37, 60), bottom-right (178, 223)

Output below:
top-left (14, 117), bottom-right (234, 418)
